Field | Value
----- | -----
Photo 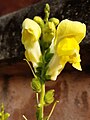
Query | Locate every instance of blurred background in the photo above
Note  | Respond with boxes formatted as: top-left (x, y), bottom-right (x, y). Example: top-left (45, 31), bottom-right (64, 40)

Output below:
top-left (0, 1), bottom-right (90, 120)
top-left (0, 0), bottom-right (42, 16)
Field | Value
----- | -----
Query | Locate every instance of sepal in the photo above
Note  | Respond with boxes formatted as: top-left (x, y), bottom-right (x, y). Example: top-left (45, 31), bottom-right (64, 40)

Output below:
top-left (44, 90), bottom-right (55, 104)
top-left (31, 78), bottom-right (41, 93)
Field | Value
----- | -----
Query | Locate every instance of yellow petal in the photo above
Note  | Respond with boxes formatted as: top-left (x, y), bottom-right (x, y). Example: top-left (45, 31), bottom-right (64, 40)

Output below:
top-left (56, 37), bottom-right (79, 56)
top-left (69, 52), bottom-right (82, 71)
top-left (25, 50), bottom-right (36, 63)
top-left (72, 62), bottom-right (82, 71)
top-left (56, 19), bottom-right (86, 44)
top-left (59, 56), bottom-right (69, 67)
top-left (22, 18), bottom-right (41, 46)
top-left (25, 41), bottom-right (42, 68)
top-left (46, 54), bottom-right (63, 80)
top-left (69, 52), bottom-right (81, 63)
top-left (47, 54), bottom-right (69, 80)
top-left (22, 29), bottom-right (36, 49)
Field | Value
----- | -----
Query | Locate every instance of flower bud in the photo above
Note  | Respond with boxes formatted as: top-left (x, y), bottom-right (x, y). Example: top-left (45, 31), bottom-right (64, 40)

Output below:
top-left (42, 22), bottom-right (56, 44)
top-left (44, 3), bottom-right (50, 13)
top-left (31, 78), bottom-right (41, 93)
top-left (33, 16), bottom-right (44, 29)
top-left (44, 3), bottom-right (50, 22)
top-left (44, 90), bottom-right (55, 104)
top-left (49, 18), bottom-right (59, 26)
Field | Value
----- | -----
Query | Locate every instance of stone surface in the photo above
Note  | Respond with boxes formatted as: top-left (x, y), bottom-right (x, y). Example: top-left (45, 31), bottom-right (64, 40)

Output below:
top-left (0, 0), bottom-right (90, 68)
top-left (0, 0), bottom-right (64, 62)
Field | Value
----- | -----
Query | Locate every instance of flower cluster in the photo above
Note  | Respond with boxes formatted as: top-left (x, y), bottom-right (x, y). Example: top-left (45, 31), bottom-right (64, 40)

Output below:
top-left (22, 15), bottom-right (86, 81)
top-left (21, 3), bottom-right (86, 120)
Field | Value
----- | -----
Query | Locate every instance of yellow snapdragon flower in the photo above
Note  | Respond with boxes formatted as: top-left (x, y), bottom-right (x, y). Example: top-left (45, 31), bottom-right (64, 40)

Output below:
top-left (21, 18), bottom-right (42, 68)
top-left (47, 19), bottom-right (86, 80)
top-left (22, 18), bottom-right (41, 49)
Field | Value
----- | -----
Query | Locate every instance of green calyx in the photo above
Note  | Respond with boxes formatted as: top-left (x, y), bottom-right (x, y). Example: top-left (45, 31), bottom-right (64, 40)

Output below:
top-left (44, 89), bottom-right (55, 104)
top-left (31, 78), bottom-right (41, 93)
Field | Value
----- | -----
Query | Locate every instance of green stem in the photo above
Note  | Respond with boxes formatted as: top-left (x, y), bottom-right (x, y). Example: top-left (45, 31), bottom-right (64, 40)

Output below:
top-left (37, 82), bottom-right (45, 120)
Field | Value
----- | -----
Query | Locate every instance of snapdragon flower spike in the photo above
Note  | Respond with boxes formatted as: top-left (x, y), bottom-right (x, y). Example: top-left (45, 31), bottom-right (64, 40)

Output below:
top-left (47, 19), bottom-right (86, 80)
top-left (42, 21), bottom-right (56, 44)
top-left (22, 18), bottom-right (42, 68)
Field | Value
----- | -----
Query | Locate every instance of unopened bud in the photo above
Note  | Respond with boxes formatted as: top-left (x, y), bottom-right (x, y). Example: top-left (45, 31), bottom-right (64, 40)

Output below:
top-left (42, 22), bottom-right (56, 44)
top-left (49, 18), bottom-right (59, 26)
top-left (33, 16), bottom-right (44, 29)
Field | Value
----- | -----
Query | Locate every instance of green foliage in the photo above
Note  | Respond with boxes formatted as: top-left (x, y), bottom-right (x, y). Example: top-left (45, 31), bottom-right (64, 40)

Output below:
top-left (44, 90), bottom-right (55, 104)
top-left (36, 48), bottom-right (54, 81)
top-left (45, 48), bottom-right (54, 63)
top-left (0, 104), bottom-right (10, 120)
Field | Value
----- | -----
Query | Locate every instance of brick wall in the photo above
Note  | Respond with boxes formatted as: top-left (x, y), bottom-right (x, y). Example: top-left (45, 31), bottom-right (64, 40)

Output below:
top-left (0, 62), bottom-right (90, 120)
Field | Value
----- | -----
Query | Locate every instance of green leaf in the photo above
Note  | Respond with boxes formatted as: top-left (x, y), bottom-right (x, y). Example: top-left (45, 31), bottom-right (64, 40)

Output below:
top-left (35, 48), bottom-right (53, 81)
top-left (45, 49), bottom-right (54, 63)
top-left (45, 53), bottom-right (54, 63)
top-left (4, 113), bottom-right (10, 120)
top-left (36, 66), bottom-right (42, 78)
top-left (0, 104), bottom-right (10, 120)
